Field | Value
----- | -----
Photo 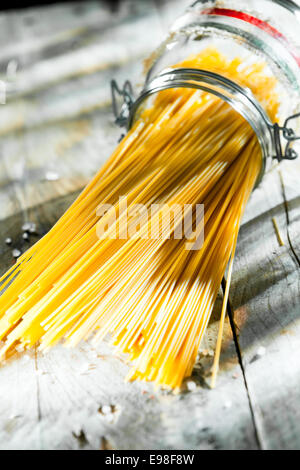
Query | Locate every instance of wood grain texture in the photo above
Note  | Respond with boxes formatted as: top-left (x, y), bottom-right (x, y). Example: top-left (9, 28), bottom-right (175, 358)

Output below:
top-left (229, 161), bottom-right (300, 450)
top-left (0, 0), bottom-right (299, 450)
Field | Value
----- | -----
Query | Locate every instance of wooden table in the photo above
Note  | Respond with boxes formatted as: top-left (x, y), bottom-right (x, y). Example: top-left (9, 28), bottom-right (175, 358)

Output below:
top-left (0, 0), bottom-right (299, 450)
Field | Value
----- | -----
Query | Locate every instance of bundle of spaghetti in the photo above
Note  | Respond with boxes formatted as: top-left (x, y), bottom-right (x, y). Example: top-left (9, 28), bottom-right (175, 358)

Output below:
top-left (0, 48), bottom-right (279, 389)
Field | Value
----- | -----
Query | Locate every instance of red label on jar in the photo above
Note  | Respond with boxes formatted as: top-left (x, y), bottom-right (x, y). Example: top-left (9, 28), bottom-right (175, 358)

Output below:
top-left (202, 7), bottom-right (300, 67)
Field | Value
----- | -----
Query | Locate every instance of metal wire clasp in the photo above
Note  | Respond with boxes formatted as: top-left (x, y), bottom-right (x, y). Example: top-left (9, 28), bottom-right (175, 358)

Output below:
top-left (271, 112), bottom-right (300, 161)
top-left (110, 76), bottom-right (300, 167)
top-left (110, 79), bottom-right (134, 127)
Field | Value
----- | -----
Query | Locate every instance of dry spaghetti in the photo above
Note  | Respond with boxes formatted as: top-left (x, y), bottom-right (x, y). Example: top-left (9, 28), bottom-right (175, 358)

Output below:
top-left (0, 48), bottom-right (278, 389)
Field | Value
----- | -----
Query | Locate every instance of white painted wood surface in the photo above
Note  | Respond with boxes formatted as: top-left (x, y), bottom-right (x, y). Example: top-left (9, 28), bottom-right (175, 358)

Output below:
top-left (0, 0), bottom-right (299, 450)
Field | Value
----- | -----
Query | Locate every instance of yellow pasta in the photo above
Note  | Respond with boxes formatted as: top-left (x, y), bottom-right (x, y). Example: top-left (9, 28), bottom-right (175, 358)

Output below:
top-left (0, 48), bottom-right (278, 389)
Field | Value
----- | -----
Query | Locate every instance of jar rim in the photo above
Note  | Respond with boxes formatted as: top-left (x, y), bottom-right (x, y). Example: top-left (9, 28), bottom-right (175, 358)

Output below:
top-left (128, 67), bottom-right (273, 186)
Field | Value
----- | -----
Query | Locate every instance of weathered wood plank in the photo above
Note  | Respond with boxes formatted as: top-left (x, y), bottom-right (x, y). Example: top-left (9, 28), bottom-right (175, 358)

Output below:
top-left (0, 350), bottom-right (41, 450)
top-left (0, 108), bottom-right (121, 222)
top-left (0, 1), bottom-right (159, 72)
top-left (280, 159), bottom-right (300, 261)
top-left (1, 1), bottom-right (162, 99)
top-left (229, 163), bottom-right (300, 450)
top-left (0, 338), bottom-right (257, 450)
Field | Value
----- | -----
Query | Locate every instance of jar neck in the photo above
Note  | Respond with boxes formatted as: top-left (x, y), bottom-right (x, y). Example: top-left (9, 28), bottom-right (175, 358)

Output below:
top-left (128, 68), bottom-right (272, 186)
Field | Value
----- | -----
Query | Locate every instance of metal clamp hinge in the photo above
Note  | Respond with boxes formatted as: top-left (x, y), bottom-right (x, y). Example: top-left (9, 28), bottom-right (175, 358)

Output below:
top-left (111, 79), bottom-right (134, 128)
top-left (272, 112), bottom-right (300, 161)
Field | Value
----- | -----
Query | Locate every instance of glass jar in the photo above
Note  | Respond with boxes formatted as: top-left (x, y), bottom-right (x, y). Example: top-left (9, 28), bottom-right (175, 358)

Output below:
top-left (113, 0), bottom-right (300, 185)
